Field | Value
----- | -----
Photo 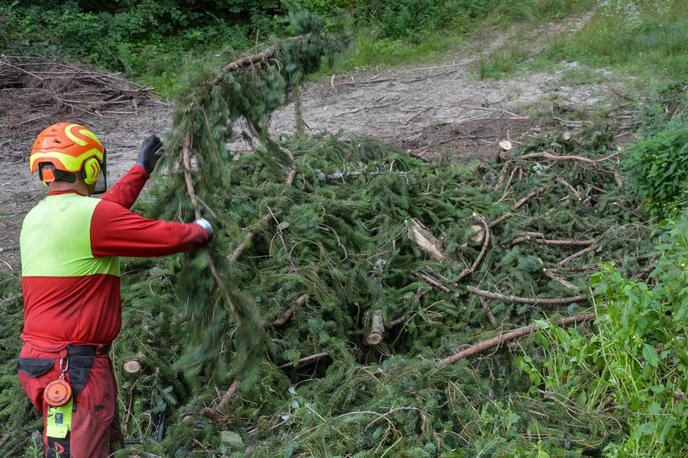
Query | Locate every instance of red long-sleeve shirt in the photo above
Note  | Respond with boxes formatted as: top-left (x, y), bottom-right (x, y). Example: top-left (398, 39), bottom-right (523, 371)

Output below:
top-left (20, 165), bottom-right (209, 348)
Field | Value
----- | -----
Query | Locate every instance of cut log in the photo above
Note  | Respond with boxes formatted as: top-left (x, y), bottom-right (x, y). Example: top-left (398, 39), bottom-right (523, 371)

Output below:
top-left (123, 360), bottom-right (141, 375)
top-left (365, 309), bottom-right (385, 346)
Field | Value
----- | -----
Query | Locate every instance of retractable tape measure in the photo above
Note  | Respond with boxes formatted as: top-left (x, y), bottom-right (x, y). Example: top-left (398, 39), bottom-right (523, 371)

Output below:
top-left (44, 357), bottom-right (72, 407)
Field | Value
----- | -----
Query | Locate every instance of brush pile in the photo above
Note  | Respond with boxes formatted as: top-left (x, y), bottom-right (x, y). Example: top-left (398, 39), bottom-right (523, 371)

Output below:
top-left (0, 55), bottom-right (154, 135)
top-left (0, 17), bottom-right (655, 457)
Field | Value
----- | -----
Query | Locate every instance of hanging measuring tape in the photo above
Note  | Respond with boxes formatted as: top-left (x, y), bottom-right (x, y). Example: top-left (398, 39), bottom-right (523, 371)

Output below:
top-left (44, 357), bottom-right (72, 407)
top-left (44, 357), bottom-right (73, 439)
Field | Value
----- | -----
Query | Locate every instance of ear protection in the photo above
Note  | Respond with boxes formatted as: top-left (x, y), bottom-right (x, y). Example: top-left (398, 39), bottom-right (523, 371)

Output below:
top-left (82, 157), bottom-right (102, 185)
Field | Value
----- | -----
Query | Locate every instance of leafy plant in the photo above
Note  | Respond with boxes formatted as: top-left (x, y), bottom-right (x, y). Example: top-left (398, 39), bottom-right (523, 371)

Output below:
top-left (624, 121), bottom-right (688, 218)
top-left (519, 214), bottom-right (688, 455)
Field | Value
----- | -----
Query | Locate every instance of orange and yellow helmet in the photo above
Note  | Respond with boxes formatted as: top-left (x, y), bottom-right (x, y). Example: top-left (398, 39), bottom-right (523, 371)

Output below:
top-left (30, 122), bottom-right (105, 185)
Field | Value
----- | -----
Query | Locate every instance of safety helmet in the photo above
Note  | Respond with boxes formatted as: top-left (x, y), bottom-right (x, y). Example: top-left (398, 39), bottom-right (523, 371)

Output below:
top-left (30, 122), bottom-right (107, 192)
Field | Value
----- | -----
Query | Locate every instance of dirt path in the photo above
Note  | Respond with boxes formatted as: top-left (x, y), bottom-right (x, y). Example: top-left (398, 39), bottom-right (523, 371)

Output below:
top-left (0, 14), bottom-right (632, 272)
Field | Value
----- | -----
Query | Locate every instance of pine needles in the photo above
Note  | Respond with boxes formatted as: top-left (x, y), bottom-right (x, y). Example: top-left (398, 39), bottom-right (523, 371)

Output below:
top-left (0, 18), bottom-right (658, 456)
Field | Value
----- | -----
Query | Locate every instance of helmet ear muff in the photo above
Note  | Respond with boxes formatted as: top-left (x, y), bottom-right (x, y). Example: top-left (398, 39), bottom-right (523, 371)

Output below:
top-left (82, 157), bottom-right (101, 185)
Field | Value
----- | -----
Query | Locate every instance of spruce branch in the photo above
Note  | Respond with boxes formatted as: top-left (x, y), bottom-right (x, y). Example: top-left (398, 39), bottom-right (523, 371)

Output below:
top-left (209, 34), bottom-right (311, 85)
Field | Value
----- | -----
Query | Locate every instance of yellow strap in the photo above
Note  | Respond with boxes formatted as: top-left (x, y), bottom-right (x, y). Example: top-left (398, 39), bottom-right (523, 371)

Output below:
top-left (46, 399), bottom-right (73, 439)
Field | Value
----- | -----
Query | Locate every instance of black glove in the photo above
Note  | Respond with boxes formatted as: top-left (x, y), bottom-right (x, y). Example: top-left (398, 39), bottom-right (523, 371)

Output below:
top-left (193, 218), bottom-right (214, 242)
top-left (136, 135), bottom-right (163, 174)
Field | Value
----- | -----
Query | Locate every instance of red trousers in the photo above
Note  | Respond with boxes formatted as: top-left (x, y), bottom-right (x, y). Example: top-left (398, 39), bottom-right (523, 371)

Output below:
top-left (17, 342), bottom-right (122, 457)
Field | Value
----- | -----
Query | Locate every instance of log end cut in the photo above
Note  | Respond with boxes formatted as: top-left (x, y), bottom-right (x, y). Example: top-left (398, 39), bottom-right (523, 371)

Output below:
top-left (123, 360), bottom-right (141, 375)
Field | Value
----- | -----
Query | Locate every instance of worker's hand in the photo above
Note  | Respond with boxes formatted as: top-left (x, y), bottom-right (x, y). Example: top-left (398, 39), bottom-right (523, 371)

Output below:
top-left (193, 218), bottom-right (214, 242)
top-left (137, 135), bottom-right (163, 174)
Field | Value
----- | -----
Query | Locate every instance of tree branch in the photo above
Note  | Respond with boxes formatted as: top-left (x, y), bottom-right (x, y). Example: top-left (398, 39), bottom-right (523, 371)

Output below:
top-left (456, 213), bottom-right (491, 283)
top-left (442, 311), bottom-right (596, 364)
top-left (516, 151), bottom-right (620, 165)
top-left (270, 293), bottom-right (310, 328)
top-left (466, 286), bottom-right (588, 305)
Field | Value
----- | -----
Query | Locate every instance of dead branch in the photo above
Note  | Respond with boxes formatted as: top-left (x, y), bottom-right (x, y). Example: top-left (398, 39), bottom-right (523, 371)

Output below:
top-left (209, 35), bottom-right (306, 85)
top-left (279, 352), bottom-right (330, 370)
top-left (441, 311), bottom-right (596, 364)
top-left (388, 316), bottom-right (406, 328)
top-left (466, 286), bottom-right (588, 305)
top-left (493, 163), bottom-right (510, 192)
top-left (632, 258), bottom-right (657, 281)
top-left (536, 239), bottom-right (594, 246)
top-left (489, 186), bottom-right (548, 228)
top-left (480, 298), bottom-right (498, 327)
top-left (0, 56), bottom-right (152, 125)
top-left (613, 170), bottom-right (623, 188)
top-left (416, 272), bottom-right (451, 292)
top-left (456, 213), bottom-right (491, 283)
top-left (217, 379), bottom-right (242, 411)
top-left (517, 151), bottom-right (620, 165)
top-left (510, 233), bottom-right (594, 247)
top-left (182, 133), bottom-right (201, 220)
top-left (542, 269), bottom-right (579, 291)
top-left (231, 213), bottom-right (272, 261)
top-left (556, 177), bottom-right (581, 201)
top-left (454, 103), bottom-right (525, 119)
top-left (558, 244), bottom-right (598, 266)
top-left (271, 293), bottom-right (310, 328)
top-left (496, 166), bottom-right (519, 203)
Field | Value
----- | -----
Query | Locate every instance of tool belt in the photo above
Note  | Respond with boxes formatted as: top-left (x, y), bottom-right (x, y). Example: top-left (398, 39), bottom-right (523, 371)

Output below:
top-left (17, 343), bottom-right (110, 408)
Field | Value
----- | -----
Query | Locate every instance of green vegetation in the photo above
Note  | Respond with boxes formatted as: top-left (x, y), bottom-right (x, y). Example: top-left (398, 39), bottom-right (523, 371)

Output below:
top-left (0, 0), bottom-right (597, 95)
top-left (518, 217), bottom-right (688, 455)
top-left (623, 82), bottom-right (688, 218)
top-left (625, 120), bottom-right (688, 218)
top-left (546, 0), bottom-right (688, 83)
top-left (3, 1), bottom-right (688, 456)
top-left (0, 27), bottom-right (661, 453)
top-left (475, 0), bottom-right (688, 86)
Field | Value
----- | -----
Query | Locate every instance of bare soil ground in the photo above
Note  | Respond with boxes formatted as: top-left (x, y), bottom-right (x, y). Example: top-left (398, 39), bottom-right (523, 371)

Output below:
top-left (0, 15), bottom-right (634, 272)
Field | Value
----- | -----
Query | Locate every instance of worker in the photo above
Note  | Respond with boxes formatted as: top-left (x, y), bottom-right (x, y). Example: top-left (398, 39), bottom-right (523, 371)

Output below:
top-left (16, 122), bottom-right (213, 457)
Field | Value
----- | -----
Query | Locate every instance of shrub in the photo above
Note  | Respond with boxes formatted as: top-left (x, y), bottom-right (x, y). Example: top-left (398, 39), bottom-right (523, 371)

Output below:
top-left (518, 214), bottom-right (688, 456)
top-left (624, 121), bottom-right (688, 218)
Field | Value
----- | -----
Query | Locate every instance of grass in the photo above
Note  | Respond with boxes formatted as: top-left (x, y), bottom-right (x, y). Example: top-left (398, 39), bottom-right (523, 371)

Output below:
top-left (310, 30), bottom-right (466, 80)
top-left (0, 0), bottom-right (601, 97)
top-left (474, 1), bottom-right (688, 90)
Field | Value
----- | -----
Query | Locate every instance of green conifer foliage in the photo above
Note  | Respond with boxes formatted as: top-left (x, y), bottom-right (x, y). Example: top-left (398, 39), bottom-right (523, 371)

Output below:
top-left (0, 18), bottom-right (657, 457)
top-left (153, 15), bottom-right (344, 382)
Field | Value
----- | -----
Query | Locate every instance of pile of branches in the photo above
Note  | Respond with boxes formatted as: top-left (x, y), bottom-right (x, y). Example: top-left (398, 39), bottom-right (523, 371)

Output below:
top-left (118, 124), bottom-right (646, 455)
top-left (0, 54), bottom-right (154, 129)
top-left (0, 17), bottom-right (654, 457)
